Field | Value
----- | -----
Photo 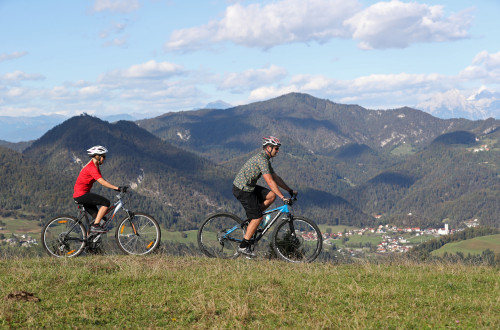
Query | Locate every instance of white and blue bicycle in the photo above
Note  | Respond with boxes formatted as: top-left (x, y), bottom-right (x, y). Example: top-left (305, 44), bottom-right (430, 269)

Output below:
top-left (41, 188), bottom-right (161, 258)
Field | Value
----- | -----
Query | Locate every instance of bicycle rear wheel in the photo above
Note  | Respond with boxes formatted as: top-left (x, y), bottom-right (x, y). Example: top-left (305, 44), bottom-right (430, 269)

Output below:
top-left (198, 213), bottom-right (243, 259)
top-left (41, 216), bottom-right (86, 258)
top-left (115, 212), bottom-right (161, 255)
top-left (272, 216), bottom-right (322, 263)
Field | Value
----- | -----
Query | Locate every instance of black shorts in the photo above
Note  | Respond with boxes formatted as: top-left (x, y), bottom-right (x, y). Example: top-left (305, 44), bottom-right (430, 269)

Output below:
top-left (232, 185), bottom-right (271, 220)
top-left (74, 192), bottom-right (110, 219)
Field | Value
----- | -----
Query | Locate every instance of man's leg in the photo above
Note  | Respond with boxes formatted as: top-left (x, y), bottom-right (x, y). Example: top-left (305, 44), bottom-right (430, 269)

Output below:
top-left (261, 190), bottom-right (276, 210)
top-left (244, 216), bottom-right (263, 241)
top-left (244, 187), bottom-right (276, 240)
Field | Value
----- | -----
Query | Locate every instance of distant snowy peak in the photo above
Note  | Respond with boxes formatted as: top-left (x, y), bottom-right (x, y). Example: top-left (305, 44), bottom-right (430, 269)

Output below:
top-left (417, 87), bottom-right (499, 120)
top-left (467, 86), bottom-right (497, 101)
top-left (204, 100), bottom-right (233, 109)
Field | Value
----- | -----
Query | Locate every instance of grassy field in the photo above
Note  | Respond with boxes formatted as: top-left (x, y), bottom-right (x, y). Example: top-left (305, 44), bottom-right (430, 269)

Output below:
top-left (317, 224), bottom-right (359, 233)
top-left (0, 217), bottom-right (41, 234)
top-left (432, 234), bottom-right (500, 257)
top-left (0, 255), bottom-right (499, 328)
top-left (162, 229), bottom-right (198, 244)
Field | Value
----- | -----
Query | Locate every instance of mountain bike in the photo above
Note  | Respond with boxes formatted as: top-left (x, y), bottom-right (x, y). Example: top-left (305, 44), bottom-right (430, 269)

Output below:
top-left (41, 188), bottom-right (161, 258)
top-left (197, 195), bottom-right (322, 263)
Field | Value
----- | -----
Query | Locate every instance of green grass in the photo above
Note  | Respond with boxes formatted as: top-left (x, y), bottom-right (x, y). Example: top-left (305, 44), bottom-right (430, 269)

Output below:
top-left (432, 234), bottom-right (500, 257)
top-left (0, 217), bottom-right (41, 234)
top-left (0, 256), bottom-right (499, 328)
top-left (342, 234), bottom-right (383, 246)
top-left (318, 224), bottom-right (359, 233)
top-left (161, 229), bottom-right (198, 244)
top-left (407, 234), bottom-right (436, 244)
top-left (390, 143), bottom-right (417, 156)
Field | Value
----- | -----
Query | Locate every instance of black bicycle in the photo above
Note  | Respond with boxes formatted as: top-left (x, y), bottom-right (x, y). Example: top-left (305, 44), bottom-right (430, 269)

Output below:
top-left (197, 195), bottom-right (322, 263)
top-left (41, 188), bottom-right (161, 258)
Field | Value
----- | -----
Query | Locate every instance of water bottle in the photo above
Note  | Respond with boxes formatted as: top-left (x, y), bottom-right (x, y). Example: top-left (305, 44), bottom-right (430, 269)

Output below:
top-left (260, 214), bottom-right (271, 228)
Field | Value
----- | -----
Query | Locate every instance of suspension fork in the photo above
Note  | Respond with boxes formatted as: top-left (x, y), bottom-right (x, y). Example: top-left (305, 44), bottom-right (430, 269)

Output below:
top-left (122, 210), bottom-right (138, 235)
top-left (285, 214), bottom-right (297, 236)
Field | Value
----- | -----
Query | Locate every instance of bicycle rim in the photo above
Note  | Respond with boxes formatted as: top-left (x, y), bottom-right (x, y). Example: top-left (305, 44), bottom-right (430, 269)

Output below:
top-left (272, 216), bottom-right (322, 263)
top-left (41, 216), bottom-right (86, 258)
top-left (115, 213), bottom-right (161, 255)
top-left (198, 213), bottom-right (243, 259)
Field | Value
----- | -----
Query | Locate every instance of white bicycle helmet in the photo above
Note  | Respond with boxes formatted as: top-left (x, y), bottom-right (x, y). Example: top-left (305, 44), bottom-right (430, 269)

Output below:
top-left (87, 145), bottom-right (108, 156)
top-left (262, 136), bottom-right (281, 147)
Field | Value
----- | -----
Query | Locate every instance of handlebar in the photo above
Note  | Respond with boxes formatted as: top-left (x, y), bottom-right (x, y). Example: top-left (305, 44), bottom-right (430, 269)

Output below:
top-left (115, 186), bottom-right (130, 199)
top-left (284, 192), bottom-right (298, 205)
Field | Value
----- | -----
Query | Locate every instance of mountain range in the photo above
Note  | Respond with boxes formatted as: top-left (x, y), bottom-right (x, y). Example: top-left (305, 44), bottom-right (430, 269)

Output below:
top-left (0, 100), bottom-right (232, 143)
top-left (417, 86), bottom-right (500, 120)
top-left (1, 93), bottom-right (499, 230)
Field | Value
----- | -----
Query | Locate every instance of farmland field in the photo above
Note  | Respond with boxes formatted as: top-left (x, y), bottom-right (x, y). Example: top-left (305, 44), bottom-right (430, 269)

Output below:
top-left (432, 234), bottom-right (500, 256)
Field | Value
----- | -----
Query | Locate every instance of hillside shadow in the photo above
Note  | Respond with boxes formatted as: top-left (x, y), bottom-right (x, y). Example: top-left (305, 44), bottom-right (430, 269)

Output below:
top-left (299, 188), bottom-right (354, 208)
top-left (368, 172), bottom-right (416, 187)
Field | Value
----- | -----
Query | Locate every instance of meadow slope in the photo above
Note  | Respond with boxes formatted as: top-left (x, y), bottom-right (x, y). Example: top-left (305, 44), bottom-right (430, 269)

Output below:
top-left (1, 256), bottom-right (499, 328)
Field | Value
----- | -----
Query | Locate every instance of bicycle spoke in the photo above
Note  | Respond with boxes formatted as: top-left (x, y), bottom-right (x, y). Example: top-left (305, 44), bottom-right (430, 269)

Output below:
top-left (198, 213), bottom-right (243, 259)
top-left (115, 213), bottom-right (161, 255)
top-left (41, 216), bottom-right (86, 258)
top-left (273, 216), bottom-right (322, 263)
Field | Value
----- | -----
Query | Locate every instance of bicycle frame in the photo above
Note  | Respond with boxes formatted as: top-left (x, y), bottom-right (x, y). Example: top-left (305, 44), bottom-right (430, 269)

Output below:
top-left (221, 202), bottom-right (293, 246)
top-left (74, 191), bottom-right (134, 236)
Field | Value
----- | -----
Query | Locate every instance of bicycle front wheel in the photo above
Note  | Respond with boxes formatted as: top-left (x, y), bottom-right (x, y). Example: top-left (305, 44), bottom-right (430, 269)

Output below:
top-left (115, 213), bottom-right (161, 255)
top-left (41, 216), bottom-right (86, 258)
top-left (272, 216), bottom-right (322, 263)
top-left (198, 213), bottom-right (243, 259)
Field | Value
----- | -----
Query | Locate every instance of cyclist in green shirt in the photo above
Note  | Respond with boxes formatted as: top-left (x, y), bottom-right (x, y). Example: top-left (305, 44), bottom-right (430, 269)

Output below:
top-left (232, 136), bottom-right (296, 257)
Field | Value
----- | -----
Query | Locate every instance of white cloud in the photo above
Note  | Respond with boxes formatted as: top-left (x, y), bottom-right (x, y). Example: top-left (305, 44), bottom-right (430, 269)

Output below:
top-left (249, 85), bottom-right (300, 101)
top-left (290, 75), bottom-right (332, 91)
top-left (0, 51), bottom-right (27, 62)
top-left (166, 0), bottom-right (473, 52)
top-left (1, 71), bottom-right (45, 82)
top-left (165, 0), bottom-right (361, 51)
top-left (103, 37), bottom-right (128, 48)
top-left (345, 0), bottom-right (473, 50)
top-left (217, 65), bottom-right (288, 93)
top-left (93, 0), bottom-right (140, 13)
top-left (460, 50), bottom-right (500, 83)
top-left (99, 60), bottom-right (185, 84)
top-left (349, 73), bottom-right (445, 92)
top-left (7, 87), bottom-right (25, 98)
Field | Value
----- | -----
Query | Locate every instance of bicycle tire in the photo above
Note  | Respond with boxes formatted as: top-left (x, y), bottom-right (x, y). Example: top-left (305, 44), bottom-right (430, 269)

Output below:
top-left (41, 215), bottom-right (87, 258)
top-left (198, 213), bottom-right (243, 259)
top-left (272, 215), bottom-right (322, 263)
top-left (115, 212), bottom-right (161, 255)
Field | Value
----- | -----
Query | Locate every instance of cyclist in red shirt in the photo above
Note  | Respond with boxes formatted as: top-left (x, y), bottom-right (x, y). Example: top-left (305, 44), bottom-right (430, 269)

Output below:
top-left (73, 145), bottom-right (121, 233)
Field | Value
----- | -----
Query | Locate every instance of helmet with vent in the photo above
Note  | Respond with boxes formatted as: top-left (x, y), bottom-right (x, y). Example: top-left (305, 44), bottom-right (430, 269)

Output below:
top-left (87, 145), bottom-right (108, 156)
top-left (262, 136), bottom-right (281, 147)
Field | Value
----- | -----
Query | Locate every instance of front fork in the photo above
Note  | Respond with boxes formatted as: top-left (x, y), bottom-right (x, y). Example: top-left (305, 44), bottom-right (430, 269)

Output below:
top-left (124, 210), bottom-right (138, 235)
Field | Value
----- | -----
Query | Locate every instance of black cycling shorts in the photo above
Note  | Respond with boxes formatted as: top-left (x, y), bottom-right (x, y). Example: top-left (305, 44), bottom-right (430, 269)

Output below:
top-left (74, 192), bottom-right (110, 219)
top-left (232, 185), bottom-right (271, 220)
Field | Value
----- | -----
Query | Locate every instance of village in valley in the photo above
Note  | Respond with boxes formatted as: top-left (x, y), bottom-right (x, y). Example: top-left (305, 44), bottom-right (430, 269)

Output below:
top-left (0, 232), bottom-right (39, 248)
top-left (316, 219), bottom-right (480, 256)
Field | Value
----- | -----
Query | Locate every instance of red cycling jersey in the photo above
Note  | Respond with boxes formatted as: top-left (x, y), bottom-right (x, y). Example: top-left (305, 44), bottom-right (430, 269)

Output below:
top-left (73, 161), bottom-right (103, 198)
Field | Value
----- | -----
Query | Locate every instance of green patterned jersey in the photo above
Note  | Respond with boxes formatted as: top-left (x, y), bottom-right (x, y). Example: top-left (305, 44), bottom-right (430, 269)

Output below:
top-left (233, 150), bottom-right (275, 192)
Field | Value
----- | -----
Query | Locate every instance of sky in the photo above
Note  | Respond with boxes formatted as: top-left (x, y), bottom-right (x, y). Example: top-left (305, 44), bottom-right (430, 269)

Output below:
top-left (1, 0), bottom-right (500, 119)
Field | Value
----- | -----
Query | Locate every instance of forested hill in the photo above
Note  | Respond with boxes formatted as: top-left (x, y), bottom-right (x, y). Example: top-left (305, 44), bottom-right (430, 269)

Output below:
top-left (0, 146), bottom-right (73, 219)
top-left (136, 92), bottom-right (499, 162)
top-left (1, 93), bottom-right (500, 230)
top-left (21, 114), bottom-right (238, 229)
